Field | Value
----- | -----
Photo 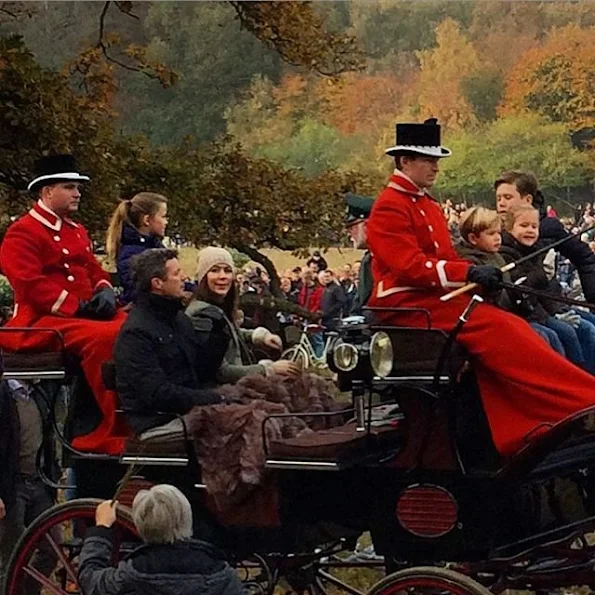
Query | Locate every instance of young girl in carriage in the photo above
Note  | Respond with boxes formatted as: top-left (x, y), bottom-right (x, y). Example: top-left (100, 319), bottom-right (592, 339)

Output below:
top-left (106, 193), bottom-right (169, 306)
top-left (500, 205), bottom-right (595, 374)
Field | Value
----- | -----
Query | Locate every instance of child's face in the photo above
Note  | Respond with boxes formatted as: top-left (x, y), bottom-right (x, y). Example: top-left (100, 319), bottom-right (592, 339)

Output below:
top-left (469, 224), bottom-right (502, 253)
top-left (511, 211), bottom-right (540, 247)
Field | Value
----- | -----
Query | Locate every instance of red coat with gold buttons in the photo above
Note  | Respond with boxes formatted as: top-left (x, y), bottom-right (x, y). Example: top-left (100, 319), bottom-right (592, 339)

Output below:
top-left (0, 200), bottom-right (112, 327)
top-left (367, 171), bottom-right (470, 310)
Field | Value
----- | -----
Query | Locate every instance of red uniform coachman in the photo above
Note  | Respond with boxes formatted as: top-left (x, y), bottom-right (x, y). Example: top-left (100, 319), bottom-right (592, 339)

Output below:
top-left (367, 119), bottom-right (595, 456)
top-left (0, 155), bottom-right (128, 454)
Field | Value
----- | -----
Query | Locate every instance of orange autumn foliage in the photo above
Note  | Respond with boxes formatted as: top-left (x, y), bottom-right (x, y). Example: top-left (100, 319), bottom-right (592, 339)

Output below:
top-left (502, 25), bottom-right (595, 130)
top-left (315, 73), bottom-right (409, 135)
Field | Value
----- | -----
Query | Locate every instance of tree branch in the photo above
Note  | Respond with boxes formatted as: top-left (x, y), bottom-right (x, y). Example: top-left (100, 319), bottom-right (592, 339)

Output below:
top-left (94, 1), bottom-right (162, 78)
top-left (231, 243), bottom-right (283, 298)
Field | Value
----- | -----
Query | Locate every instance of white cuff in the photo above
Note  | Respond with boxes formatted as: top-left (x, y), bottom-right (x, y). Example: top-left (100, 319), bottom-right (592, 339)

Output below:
top-left (252, 327), bottom-right (270, 346)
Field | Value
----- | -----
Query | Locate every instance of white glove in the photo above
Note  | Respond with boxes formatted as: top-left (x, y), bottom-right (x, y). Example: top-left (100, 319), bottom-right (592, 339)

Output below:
top-left (555, 310), bottom-right (581, 329)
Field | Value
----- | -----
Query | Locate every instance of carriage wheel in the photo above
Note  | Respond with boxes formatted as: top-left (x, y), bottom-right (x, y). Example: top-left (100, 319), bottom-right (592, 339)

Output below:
top-left (3, 498), bottom-right (138, 595)
top-left (281, 345), bottom-right (310, 370)
top-left (368, 566), bottom-right (492, 595)
top-left (232, 553), bottom-right (277, 595)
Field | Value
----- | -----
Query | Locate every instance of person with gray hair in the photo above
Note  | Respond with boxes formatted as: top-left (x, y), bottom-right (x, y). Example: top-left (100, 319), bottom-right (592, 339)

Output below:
top-left (78, 484), bottom-right (241, 595)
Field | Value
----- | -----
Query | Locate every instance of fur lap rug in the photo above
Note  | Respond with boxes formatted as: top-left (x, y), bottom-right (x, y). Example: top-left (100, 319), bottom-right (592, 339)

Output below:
top-left (184, 373), bottom-right (346, 508)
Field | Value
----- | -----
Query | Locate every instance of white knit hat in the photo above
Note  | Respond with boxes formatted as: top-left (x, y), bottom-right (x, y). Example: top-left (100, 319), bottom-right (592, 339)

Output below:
top-left (196, 247), bottom-right (235, 284)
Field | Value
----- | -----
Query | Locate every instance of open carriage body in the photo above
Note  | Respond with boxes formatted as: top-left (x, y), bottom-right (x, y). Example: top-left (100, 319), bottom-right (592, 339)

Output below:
top-left (4, 300), bottom-right (595, 595)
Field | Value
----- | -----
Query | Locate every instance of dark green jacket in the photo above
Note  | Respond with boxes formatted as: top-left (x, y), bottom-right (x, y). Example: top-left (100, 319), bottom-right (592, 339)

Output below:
top-left (352, 251), bottom-right (373, 314)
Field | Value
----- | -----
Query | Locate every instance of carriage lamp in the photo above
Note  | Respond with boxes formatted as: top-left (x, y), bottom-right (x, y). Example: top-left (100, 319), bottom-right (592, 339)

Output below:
top-left (370, 331), bottom-right (393, 378)
top-left (332, 341), bottom-right (360, 372)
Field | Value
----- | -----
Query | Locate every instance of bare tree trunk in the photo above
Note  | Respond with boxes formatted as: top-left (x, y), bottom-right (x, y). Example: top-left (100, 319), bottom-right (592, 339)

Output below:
top-left (232, 243), bottom-right (283, 297)
top-left (232, 243), bottom-right (317, 321)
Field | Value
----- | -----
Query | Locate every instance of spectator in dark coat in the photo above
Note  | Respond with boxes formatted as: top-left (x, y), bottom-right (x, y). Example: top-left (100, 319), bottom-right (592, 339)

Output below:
top-left (495, 171), bottom-right (595, 303)
top-left (319, 270), bottom-right (346, 331)
top-left (114, 249), bottom-right (223, 441)
top-left (106, 193), bottom-right (168, 305)
top-left (306, 251), bottom-right (328, 272)
top-left (79, 484), bottom-right (241, 595)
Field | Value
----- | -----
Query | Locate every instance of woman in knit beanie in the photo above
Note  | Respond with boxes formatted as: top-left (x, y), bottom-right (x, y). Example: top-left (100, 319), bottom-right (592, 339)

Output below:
top-left (186, 247), bottom-right (299, 383)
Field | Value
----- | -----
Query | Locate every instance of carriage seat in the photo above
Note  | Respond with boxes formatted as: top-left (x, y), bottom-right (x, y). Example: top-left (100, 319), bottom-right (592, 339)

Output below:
top-left (374, 326), bottom-right (468, 382)
top-left (101, 361), bottom-right (193, 462)
top-left (2, 351), bottom-right (70, 381)
top-left (266, 421), bottom-right (402, 469)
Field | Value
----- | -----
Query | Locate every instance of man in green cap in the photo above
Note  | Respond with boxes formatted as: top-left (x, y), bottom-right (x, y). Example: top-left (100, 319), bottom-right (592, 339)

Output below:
top-left (344, 193), bottom-right (374, 315)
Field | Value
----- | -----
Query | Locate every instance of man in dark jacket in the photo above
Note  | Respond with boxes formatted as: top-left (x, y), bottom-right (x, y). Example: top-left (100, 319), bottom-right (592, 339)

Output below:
top-left (319, 270), bottom-right (346, 331)
top-left (495, 170), bottom-right (595, 302)
top-left (114, 249), bottom-right (223, 441)
top-left (78, 484), bottom-right (241, 595)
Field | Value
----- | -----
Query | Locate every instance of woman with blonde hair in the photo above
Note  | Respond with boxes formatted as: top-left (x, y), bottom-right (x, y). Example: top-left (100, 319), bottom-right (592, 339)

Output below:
top-left (106, 193), bottom-right (168, 305)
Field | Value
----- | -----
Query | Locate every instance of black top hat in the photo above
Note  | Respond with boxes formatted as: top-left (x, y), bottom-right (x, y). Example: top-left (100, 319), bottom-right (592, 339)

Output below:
top-left (27, 154), bottom-right (90, 193)
top-left (345, 192), bottom-right (374, 226)
top-left (385, 118), bottom-right (451, 158)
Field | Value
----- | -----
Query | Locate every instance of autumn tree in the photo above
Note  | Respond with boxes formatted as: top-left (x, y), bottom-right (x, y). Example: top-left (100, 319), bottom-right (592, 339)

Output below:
top-left (229, 1), bottom-right (363, 76)
top-left (416, 18), bottom-right (480, 129)
top-left (316, 73), bottom-right (409, 136)
top-left (461, 69), bottom-right (504, 122)
top-left (0, 35), bottom-right (129, 233)
top-left (437, 114), bottom-right (593, 199)
top-left (502, 25), bottom-right (595, 131)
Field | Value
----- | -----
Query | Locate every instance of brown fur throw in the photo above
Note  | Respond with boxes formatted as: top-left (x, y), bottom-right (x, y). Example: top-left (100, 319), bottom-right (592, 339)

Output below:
top-left (185, 373), bottom-right (346, 508)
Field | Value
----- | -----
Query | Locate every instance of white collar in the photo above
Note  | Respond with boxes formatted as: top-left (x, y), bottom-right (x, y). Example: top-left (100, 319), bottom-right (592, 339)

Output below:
top-left (393, 169), bottom-right (426, 191)
top-left (28, 200), bottom-right (80, 232)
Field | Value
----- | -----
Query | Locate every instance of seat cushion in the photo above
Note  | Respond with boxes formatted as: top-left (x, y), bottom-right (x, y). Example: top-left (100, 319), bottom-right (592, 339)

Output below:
top-left (3, 351), bottom-right (65, 372)
top-left (124, 437), bottom-right (188, 457)
top-left (268, 422), bottom-right (402, 461)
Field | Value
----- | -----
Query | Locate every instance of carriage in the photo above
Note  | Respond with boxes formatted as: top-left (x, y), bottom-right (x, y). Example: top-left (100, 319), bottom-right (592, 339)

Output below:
top-left (4, 295), bottom-right (595, 595)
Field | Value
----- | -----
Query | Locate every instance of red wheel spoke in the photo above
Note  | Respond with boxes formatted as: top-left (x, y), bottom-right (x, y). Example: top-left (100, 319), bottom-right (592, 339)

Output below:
top-left (6, 500), bottom-right (138, 595)
top-left (23, 564), bottom-right (68, 595)
top-left (44, 530), bottom-right (81, 590)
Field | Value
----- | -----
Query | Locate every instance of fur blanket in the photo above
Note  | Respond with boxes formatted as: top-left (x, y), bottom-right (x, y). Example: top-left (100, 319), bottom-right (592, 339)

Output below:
top-left (185, 373), bottom-right (346, 508)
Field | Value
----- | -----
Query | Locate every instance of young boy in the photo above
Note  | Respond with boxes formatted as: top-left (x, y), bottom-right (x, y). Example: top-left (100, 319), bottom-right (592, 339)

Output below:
top-left (456, 207), bottom-right (514, 307)
top-left (457, 206), bottom-right (504, 267)
top-left (456, 206), bottom-right (563, 352)
top-left (501, 205), bottom-right (595, 372)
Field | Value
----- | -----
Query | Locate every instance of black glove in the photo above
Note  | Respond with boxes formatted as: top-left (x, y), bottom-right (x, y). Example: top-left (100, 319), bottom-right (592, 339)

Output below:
top-left (467, 265), bottom-right (503, 293)
top-left (77, 287), bottom-right (117, 320)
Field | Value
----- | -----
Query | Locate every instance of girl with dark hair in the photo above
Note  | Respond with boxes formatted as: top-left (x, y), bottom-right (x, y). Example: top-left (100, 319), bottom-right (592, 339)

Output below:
top-left (106, 193), bottom-right (168, 305)
top-left (186, 247), bottom-right (299, 384)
